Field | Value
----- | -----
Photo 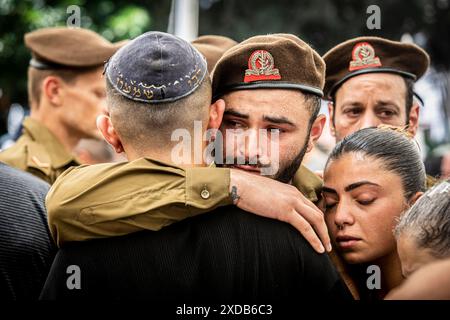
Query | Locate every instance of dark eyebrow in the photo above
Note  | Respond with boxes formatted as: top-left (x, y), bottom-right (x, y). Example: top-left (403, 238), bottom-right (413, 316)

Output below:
top-left (374, 102), bottom-right (401, 112)
top-left (322, 186), bottom-right (337, 194)
top-left (263, 115), bottom-right (295, 126)
top-left (344, 181), bottom-right (380, 192)
top-left (340, 101), bottom-right (364, 109)
top-left (223, 109), bottom-right (249, 119)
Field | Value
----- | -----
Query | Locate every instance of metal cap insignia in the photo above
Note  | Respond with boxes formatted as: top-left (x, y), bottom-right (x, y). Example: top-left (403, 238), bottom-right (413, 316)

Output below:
top-left (244, 50), bottom-right (282, 82)
top-left (349, 42), bottom-right (382, 71)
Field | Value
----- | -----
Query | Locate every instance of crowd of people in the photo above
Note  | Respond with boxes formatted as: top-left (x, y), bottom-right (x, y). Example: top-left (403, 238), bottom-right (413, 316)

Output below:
top-left (0, 26), bottom-right (449, 301)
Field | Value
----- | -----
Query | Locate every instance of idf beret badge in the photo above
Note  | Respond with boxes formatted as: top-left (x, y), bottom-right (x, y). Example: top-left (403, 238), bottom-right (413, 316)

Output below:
top-left (244, 50), bottom-right (281, 83)
top-left (212, 33), bottom-right (325, 100)
top-left (349, 42), bottom-right (382, 71)
top-left (323, 36), bottom-right (430, 99)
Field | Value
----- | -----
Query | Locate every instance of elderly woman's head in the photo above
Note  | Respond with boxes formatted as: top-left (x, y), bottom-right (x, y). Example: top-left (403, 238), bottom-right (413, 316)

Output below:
top-left (394, 179), bottom-right (450, 277)
top-left (322, 127), bottom-right (426, 265)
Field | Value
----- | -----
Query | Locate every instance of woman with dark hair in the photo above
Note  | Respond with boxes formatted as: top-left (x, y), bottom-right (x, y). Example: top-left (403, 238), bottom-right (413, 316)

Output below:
top-left (322, 127), bottom-right (427, 299)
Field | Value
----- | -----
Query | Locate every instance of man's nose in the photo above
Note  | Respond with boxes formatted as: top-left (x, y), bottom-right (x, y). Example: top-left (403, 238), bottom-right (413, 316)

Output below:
top-left (244, 129), bottom-right (269, 162)
top-left (359, 111), bottom-right (381, 130)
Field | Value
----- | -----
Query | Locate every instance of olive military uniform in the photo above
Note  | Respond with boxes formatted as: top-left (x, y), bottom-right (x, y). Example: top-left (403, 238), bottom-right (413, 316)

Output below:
top-left (47, 160), bottom-right (322, 247)
top-left (0, 27), bottom-right (122, 183)
top-left (0, 118), bottom-right (79, 185)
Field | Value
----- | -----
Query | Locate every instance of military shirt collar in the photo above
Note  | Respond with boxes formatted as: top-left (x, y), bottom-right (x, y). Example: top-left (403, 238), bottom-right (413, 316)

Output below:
top-left (292, 165), bottom-right (323, 203)
top-left (22, 117), bottom-right (79, 169)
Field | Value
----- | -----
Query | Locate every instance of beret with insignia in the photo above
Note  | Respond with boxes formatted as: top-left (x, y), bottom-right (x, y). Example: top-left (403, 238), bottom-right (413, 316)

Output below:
top-left (25, 27), bottom-right (124, 70)
top-left (192, 35), bottom-right (238, 74)
top-left (105, 31), bottom-right (207, 104)
top-left (323, 36), bottom-right (430, 99)
top-left (212, 33), bottom-right (325, 100)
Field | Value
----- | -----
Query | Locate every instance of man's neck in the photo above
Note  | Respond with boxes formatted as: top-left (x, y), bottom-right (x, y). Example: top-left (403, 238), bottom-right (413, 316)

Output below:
top-left (30, 111), bottom-right (79, 153)
top-left (125, 149), bottom-right (208, 167)
top-left (125, 138), bottom-right (210, 167)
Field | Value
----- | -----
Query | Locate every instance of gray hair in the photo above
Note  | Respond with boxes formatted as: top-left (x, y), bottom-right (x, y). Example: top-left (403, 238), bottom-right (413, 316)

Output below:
top-left (394, 179), bottom-right (450, 258)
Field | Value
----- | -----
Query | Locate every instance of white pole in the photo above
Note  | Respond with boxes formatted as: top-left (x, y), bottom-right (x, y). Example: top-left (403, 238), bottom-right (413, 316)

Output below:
top-left (169, 0), bottom-right (199, 41)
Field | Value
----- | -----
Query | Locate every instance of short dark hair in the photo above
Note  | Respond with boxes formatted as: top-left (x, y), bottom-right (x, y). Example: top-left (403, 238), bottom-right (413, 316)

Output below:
top-left (303, 93), bottom-right (321, 130)
top-left (395, 179), bottom-right (450, 259)
top-left (326, 127), bottom-right (426, 200)
top-left (106, 75), bottom-right (211, 150)
top-left (331, 76), bottom-right (415, 125)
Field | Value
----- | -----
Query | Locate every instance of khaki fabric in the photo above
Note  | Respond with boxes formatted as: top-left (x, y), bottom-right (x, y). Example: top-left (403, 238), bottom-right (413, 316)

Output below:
top-left (292, 165), bottom-right (323, 203)
top-left (47, 158), bottom-right (232, 246)
top-left (0, 117), bottom-right (79, 184)
top-left (46, 162), bottom-right (322, 247)
top-left (25, 27), bottom-right (123, 68)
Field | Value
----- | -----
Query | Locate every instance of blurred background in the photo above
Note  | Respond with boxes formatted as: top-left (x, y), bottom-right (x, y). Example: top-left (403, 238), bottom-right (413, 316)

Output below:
top-left (0, 0), bottom-right (449, 174)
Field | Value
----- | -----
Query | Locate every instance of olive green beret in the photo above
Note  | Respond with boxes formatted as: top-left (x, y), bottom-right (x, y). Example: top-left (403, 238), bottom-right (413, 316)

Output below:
top-left (25, 27), bottom-right (124, 69)
top-left (192, 35), bottom-right (237, 74)
top-left (212, 33), bottom-right (325, 100)
top-left (323, 36), bottom-right (430, 99)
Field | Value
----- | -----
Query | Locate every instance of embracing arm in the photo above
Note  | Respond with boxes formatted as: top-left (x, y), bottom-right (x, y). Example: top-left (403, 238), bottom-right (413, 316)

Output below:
top-left (47, 158), bottom-right (330, 252)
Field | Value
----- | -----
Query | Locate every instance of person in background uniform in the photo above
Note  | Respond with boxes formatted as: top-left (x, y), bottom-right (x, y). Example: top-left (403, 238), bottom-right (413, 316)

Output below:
top-left (0, 163), bottom-right (56, 300)
top-left (323, 36), bottom-right (429, 143)
top-left (191, 35), bottom-right (237, 74)
top-left (74, 139), bottom-right (115, 165)
top-left (40, 31), bottom-right (351, 301)
top-left (46, 33), bottom-right (331, 253)
top-left (0, 27), bottom-right (123, 184)
top-left (320, 36), bottom-right (437, 188)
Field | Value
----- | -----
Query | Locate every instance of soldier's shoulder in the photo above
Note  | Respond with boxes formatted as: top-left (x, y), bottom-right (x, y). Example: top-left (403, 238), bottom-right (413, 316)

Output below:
top-left (0, 139), bottom-right (28, 169)
top-left (293, 165), bottom-right (323, 203)
top-left (53, 160), bottom-right (127, 185)
top-left (0, 138), bottom-right (56, 183)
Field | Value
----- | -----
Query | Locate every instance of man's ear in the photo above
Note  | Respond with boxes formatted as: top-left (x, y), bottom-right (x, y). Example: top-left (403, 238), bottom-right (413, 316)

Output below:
top-left (207, 99), bottom-right (225, 138)
top-left (306, 114), bottom-right (326, 153)
top-left (407, 103), bottom-right (420, 137)
top-left (328, 102), bottom-right (336, 138)
top-left (42, 76), bottom-right (65, 106)
top-left (96, 115), bottom-right (124, 154)
top-left (409, 191), bottom-right (423, 206)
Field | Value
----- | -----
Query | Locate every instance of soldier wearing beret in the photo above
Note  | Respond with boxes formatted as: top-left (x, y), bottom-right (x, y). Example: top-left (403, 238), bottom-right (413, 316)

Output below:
top-left (41, 31), bottom-right (351, 300)
top-left (0, 27), bottom-right (123, 184)
top-left (323, 36), bottom-right (429, 142)
top-left (191, 35), bottom-right (237, 73)
top-left (46, 32), bottom-right (331, 257)
top-left (323, 37), bottom-right (438, 190)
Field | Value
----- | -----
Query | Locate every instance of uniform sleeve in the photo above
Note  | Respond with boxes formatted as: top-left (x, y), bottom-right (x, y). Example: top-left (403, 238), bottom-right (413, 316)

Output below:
top-left (46, 159), bottom-right (232, 247)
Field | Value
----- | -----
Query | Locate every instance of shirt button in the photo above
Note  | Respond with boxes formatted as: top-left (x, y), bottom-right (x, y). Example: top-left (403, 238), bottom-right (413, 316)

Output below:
top-left (201, 188), bottom-right (210, 199)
